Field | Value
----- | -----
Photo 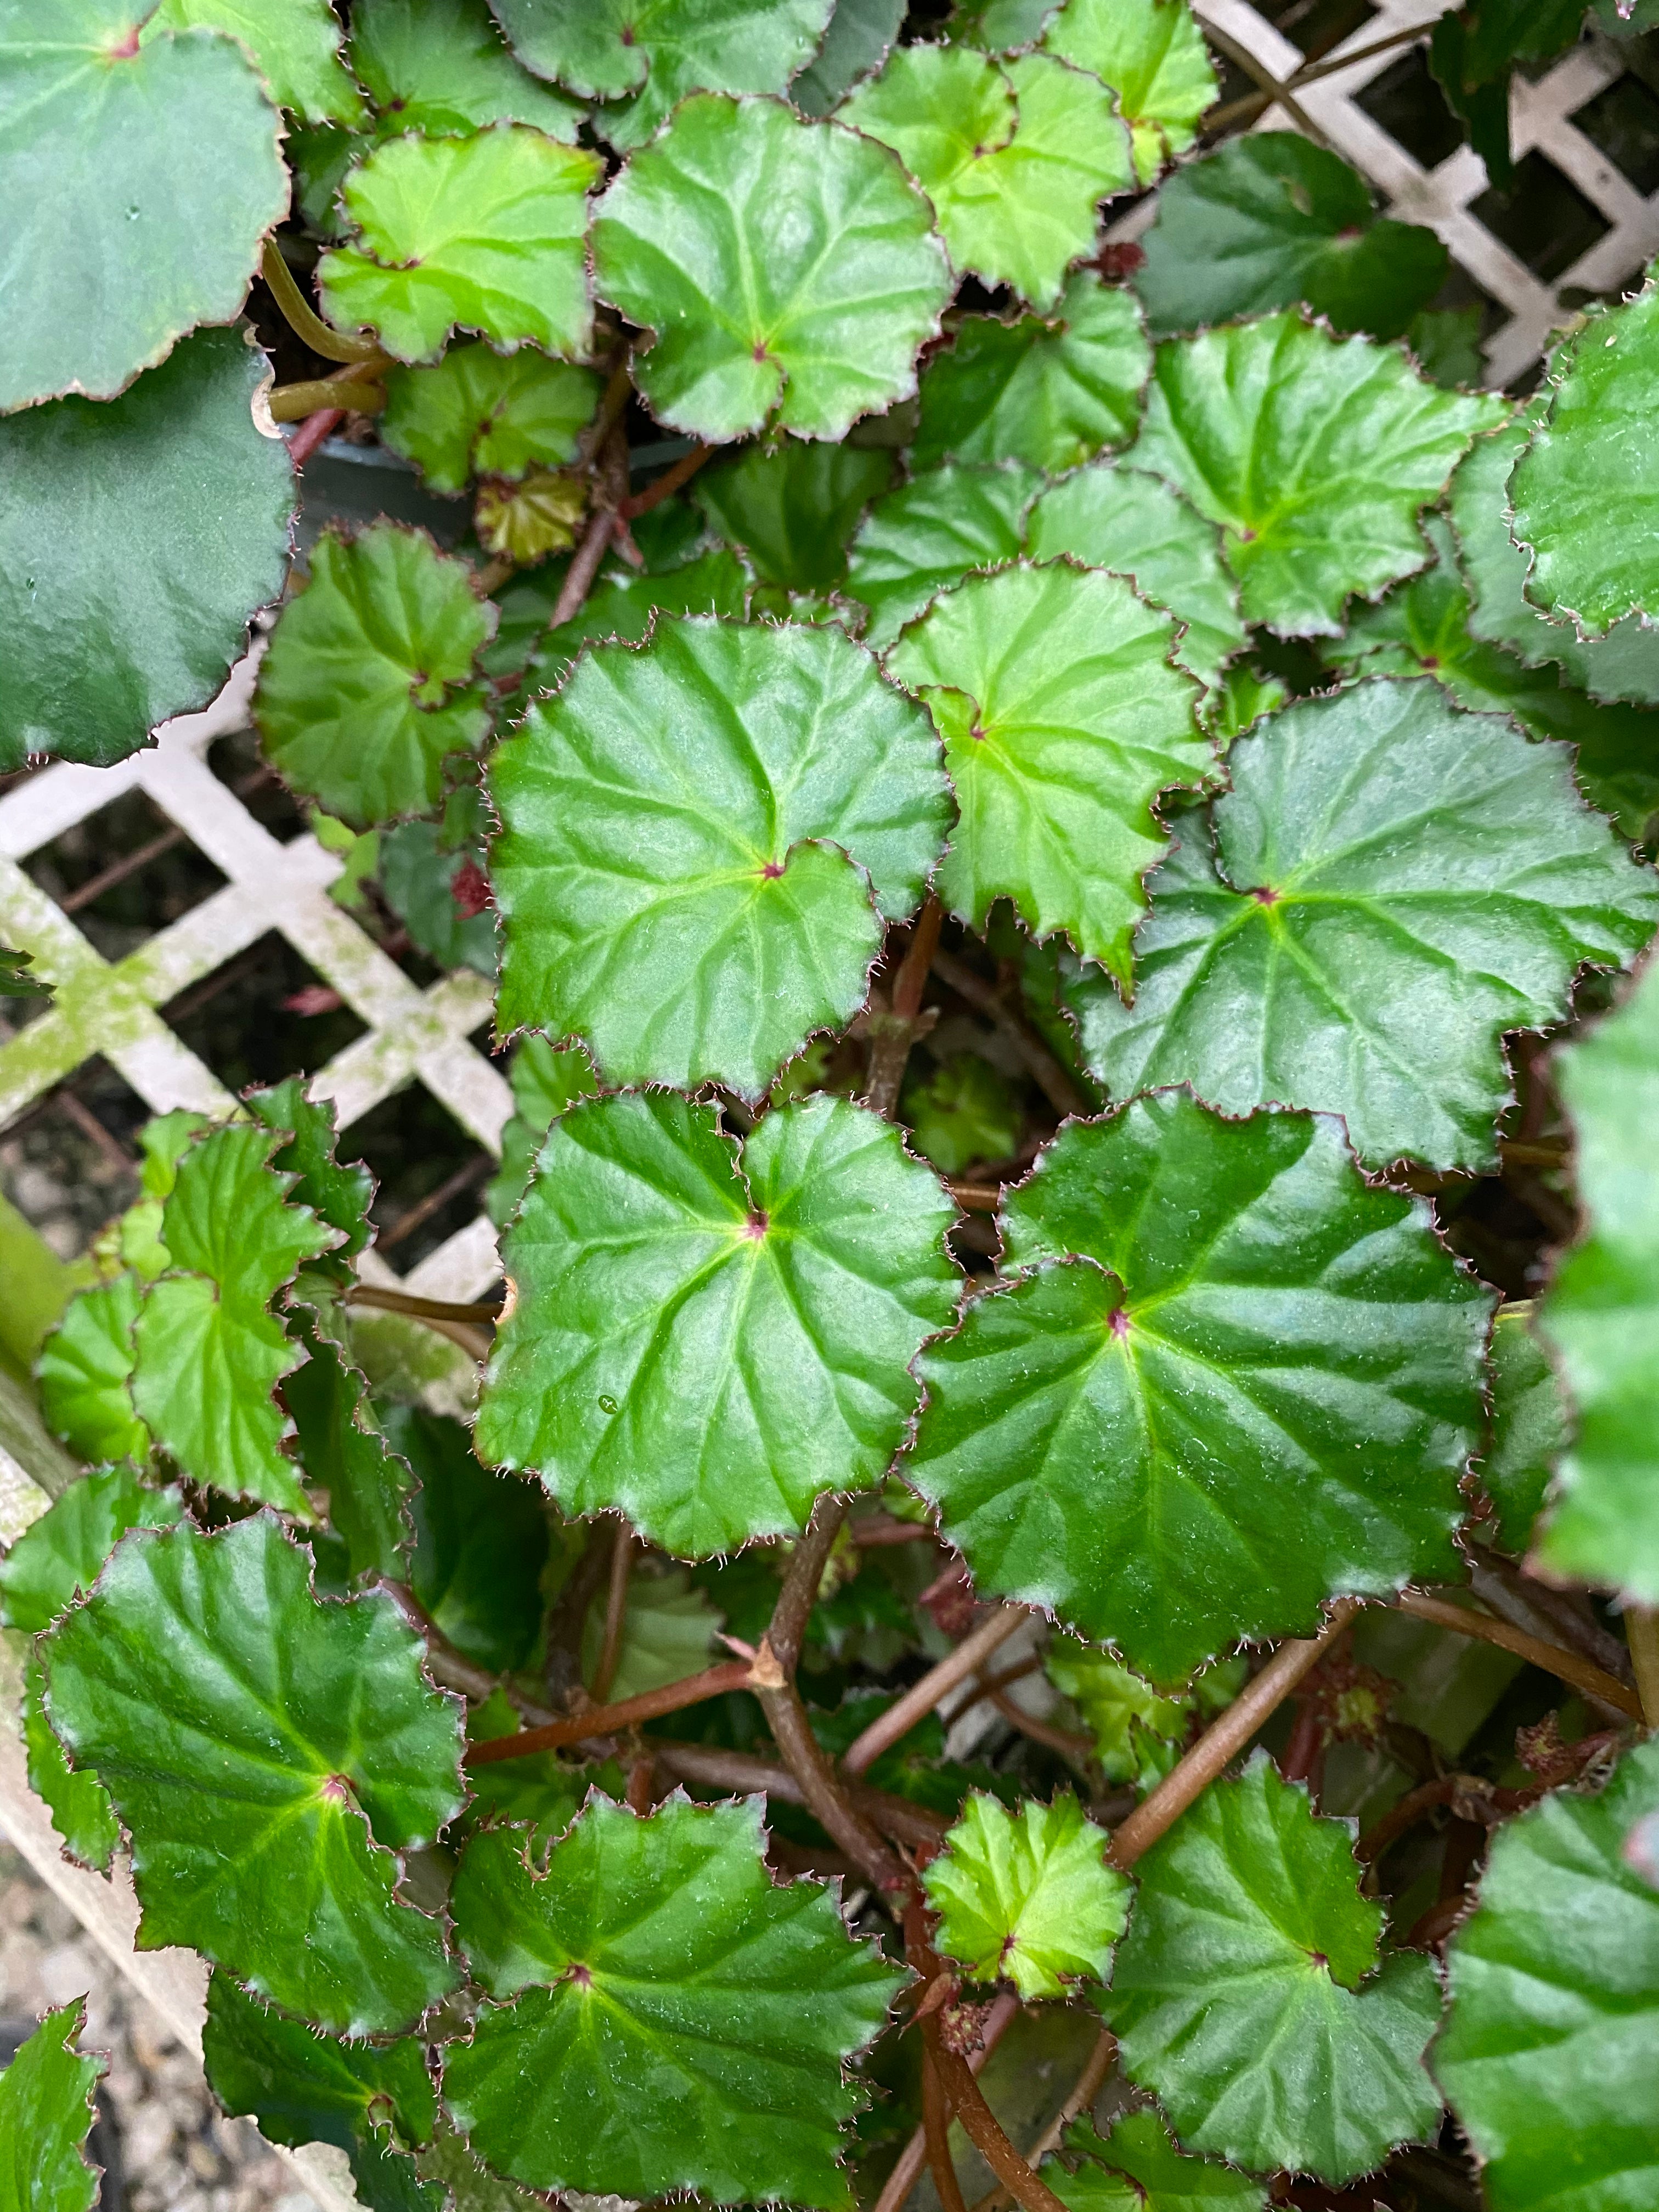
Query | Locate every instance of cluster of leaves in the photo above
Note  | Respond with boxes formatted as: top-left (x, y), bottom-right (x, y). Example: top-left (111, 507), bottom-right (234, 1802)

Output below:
top-left (4, 3), bottom-right (1659, 2211)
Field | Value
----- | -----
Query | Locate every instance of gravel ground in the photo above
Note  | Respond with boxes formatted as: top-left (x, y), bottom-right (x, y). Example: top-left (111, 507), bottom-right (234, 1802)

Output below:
top-left (0, 1843), bottom-right (311, 2212)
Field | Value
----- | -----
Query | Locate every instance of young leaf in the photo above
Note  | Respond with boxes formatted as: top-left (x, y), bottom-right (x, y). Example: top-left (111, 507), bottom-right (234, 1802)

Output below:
top-left (909, 1092), bottom-right (1486, 1683)
top-left (443, 1795), bottom-right (907, 2203)
top-left (1102, 1752), bottom-right (1443, 2182)
top-left (1026, 461), bottom-right (1246, 692)
top-left (887, 561), bottom-right (1208, 983)
top-left (840, 48), bottom-right (1131, 311)
top-left (0, 1464), bottom-right (185, 1633)
top-left (1067, 680), bottom-right (1659, 1172)
top-left (1041, 0), bottom-right (1217, 184)
top-left (256, 523), bottom-right (495, 830)
top-left (1436, 1734), bottom-right (1659, 2212)
top-left (484, 1035), bottom-right (598, 1228)
top-left (286, 1279), bottom-right (414, 1583)
top-left (924, 1792), bottom-right (1130, 2000)
top-left (845, 460), bottom-right (1040, 648)
top-left (487, 0), bottom-right (834, 150)
top-left (22, 1655), bottom-right (121, 1875)
top-left (793, 0), bottom-right (906, 114)
top-left (693, 438), bottom-right (895, 591)
top-left (579, 1566), bottom-right (722, 1702)
top-left (1133, 135), bottom-right (1447, 341)
top-left (0, 2002), bottom-right (104, 2212)
top-left (1129, 314), bottom-right (1502, 637)
top-left (901, 1054), bottom-right (1022, 1176)
top-left (35, 1276), bottom-right (150, 1472)
top-left (0, 8), bottom-right (286, 412)
top-left (39, 1513), bottom-right (463, 2034)
top-left (0, 326), bottom-right (295, 772)
top-left (247, 1079), bottom-right (376, 1266)
top-left (1509, 280), bottom-right (1659, 636)
top-left (395, 1406), bottom-right (548, 1674)
top-left (1044, 1644), bottom-right (1243, 1792)
top-left (591, 94), bottom-right (951, 443)
top-left (488, 616), bottom-right (950, 1097)
top-left (1053, 2112), bottom-right (1266, 2212)
top-left (351, 0), bottom-right (585, 138)
top-left (914, 273), bottom-right (1150, 475)
top-left (1535, 954), bottom-right (1659, 1598)
top-left (381, 345), bottom-right (602, 494)
top-left (318, 125), bottom-right (601, 364)
top-left (151, 0), bottom-right (363, 124)
top-left (475, 1092), bottom-right (959, 1555)
top-left (1482, 1304), bottom-right (1567, 1559)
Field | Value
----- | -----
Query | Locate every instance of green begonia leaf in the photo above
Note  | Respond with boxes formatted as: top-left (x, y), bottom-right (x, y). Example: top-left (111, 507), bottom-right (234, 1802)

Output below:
top-left (319, 125), bottom-right (601, 364)
top-left (288, 120), bottom-right (363, 234)
top-left (23, 1655), bottom-right (121, 1874)
top-left (1482, 1305), bottom-right (1566, 1559)
top-left (463, 1699), bottom-right (624, 1843)
top-left (0, 326), bottom-right (295, 772)
top-left (35, 1276), bottom-right (150, 1471)
top-left (1535, 955), bottom-right (1659, 1598)
top-left (130, 1124), bottom-right (340, 1514)
top-left (0, 2003), bottom-right (104, 2212)
top-left (1068, 681), bottom-right (1659, 1172)
top-left (485, 1036), bottom-right (597, 1227)
top-left (352, 0), bottom-right (584, 138)
top-left (489, 0), bottom-right (832, 149)
top-left (151, 0), bottom-right (363, 122)
top-left (592, 94), bottom-right (951, 443)
top-left (1053, 2112), bottom-right (1266, 2212)
top-left (475, 1092), bottom-right (959, 1555)
top-left (845, 461), bottom-right (1039, 648)
top-left (1319, 515), bottom-right (1659, 842)
top-left (901, 1054), bottom-right (1021, 1176)
top-left (1409, 303), bottom-right (1485, 390)
top-left (488, 616), bottom-right (950, 1096)
top-left (39, 1513), bottom-right (463, 2034)
top-left (1129, 314), bottom-right (1503, 637)
top-left (889, 562), bottom-right (1206, 980)
top-left (0, 1465), bottom-right (185, 1632)
top-left (256, 523), bottom-right (495, 830)
top-left (1044, 1643), bottom-right (1188, 1788)
top-left (0, 3), bottom-right (286, 413)
top-left (1436, 1734), bottom-right (1659, 2212)
top-left (909, 1091), bottom-right (1487, 1683)
top-left (285, 1279), bottom-right (413, 1582)
top-left (444, 1795), bottom-right (907, 2204)
top-left (841, 48), bottom-right (1130, 311)
top-left (915, 274), bottom-right (1149, 474)
top-left (1042, 0), bottom-right (1216, 184)
top-left (490, 547), bottom-right (749, 715)
top-left (1202, 663), bottom-right (1288, 744)
top-left (381, 345), bottom-right (601, 495)
top-left (924, 1792), bottom-right (1129, 1999)
top-left (1509, 280), bottom-right (1659, 635)
top-left (1026, 461), bottom-right (1246, 693)
top-left (792, 0), bottom-right (904, 114)
top-left (1427, 0), bottom-right (1582, 191)
top-left (0, 945), bottom-right (50, 1001)
top-left (1103, 1751), bottom-right (1443, 2181)
top-left (693, 438), bottom-right (894, 590)
top-left (1133, 134), bottom-right (1447, 341)
top-left (579, 1566), bottom-right (721, 1701)
top-left (949, 0), bottom-right (1059, 49)
top-left (247, 1079), bottom-right (376, 1266)
top-left (379, 821), bottom-right (498, 978)
top-left (394, 1406), bottom-right (548, 1673)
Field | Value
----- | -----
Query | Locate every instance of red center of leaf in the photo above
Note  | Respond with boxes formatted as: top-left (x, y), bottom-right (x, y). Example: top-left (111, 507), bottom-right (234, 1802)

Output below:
top-left (1108, 1308), bottom-right (1132, 1340)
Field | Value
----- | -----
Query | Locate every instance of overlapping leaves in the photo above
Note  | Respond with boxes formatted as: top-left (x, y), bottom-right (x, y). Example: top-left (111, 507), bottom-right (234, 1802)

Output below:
top-left (1042, 0), bottom-right (1217, 184)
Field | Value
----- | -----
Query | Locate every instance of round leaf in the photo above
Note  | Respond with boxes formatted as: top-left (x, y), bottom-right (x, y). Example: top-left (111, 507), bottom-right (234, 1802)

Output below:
top-left (0, 2004), bottom-right (103, 2212)
top-left (151, 0), bottom-right (363, 123)
top-left (381, 344), bottom-right (601, 493)
top-left (0, 326), bottom-right (295, 772)
top-left (34, 1277), bottom-right (150, 1472)
top-left (1042, 0), bottom-right (1216, 184)
top-left (793, 0), bottom-right (905, 115)
top-left (488, 615), bottom-right (950, 1097)
top-left (475, 1091), bottom-right (960, 1555)
top-left (908, 1091), bottom-right (1487, 1684)
top-left (591, 93), bottom-right (951, 444)
top-left (845, 460), bottom-right (1040, 648)
top-left (693, 436), bottom-right (895, 590)
top-left (351, 0), bottom-right (584, 138)
top-left (1052, 2113), bottom-right (1265, 2212)
top-left (924, 1792), bottom-right (1130, 2000)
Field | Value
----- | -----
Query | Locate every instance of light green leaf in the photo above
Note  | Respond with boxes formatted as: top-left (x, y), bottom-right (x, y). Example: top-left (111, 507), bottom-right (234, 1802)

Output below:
top-left (841, 48), bottom-right (1130, 311)
top-left (1043, 1643), bottom-right (1188, 1788)
top-left (1436, 1734), bottom-right (1659, 2212)
top-left (151, 0), bottom-right (363, 123)
top-left (475, 1092), bottom-right (959, 1555)
top-left (1130, 314), bottom-right (1503, 637)
top-left (379, 821), bottom-right (498, 978)
top-left (1052, 2112), bottom-right (1266, 2212)
top-left (381, 345), bottom-right (601, 495)
top-left (889, 561), bottom-right (1207, 980)
top-left (286, 1279), bottom-right (413, 1582)
top-left (1482, 1305), bottom-right (1566, 1560)
top-left (247, 1078), bottom-right (376, 1267)
top-left (39, 1513), bottom-right (463, 2034)
top-left (35, 1277), bottom-right (150, 1471)
top-left (580, 1565), bottom-right (721, 1701)
top-left (485, 1035), bottom-right (597, 1227)
top-left (1201, 663), bottom-right (1288, 745)
top-left (1042, 0), bottom-right (1216, 184)
top-left (0, 1464), bottom-right (184, 1632)
top-left (319, 125), bottom-right (601, 364)
top-left (924, 1792), bottom-right (1128, 1999)
top-left (22, 1655), bottom-right (121, 1875)
top-left (488, 615), bottom-right (950, 1096)
top-left (909, 1091), bottom-right (1487, 1683)
top-left (1510, 279), bottom-right (1659, 635)
top-left (0, 4), bottom-right (286, 413)
top-left (1026, 461), bottom-right (1245, 693)
top-left (487, 0), bottom-right (832, 149)
top-left (396, 1406), bottom-right (548, 1674)
top-left (1103, 1751), bottom-right (1443, 2182)
top-left (0, 326), bottom-right (295, 772)
top-left (0, 2002), bottom-right (104, 2212)
top-left (130, 1125), bottom-right (339, 1514)
top-left (915, 273), bottom-right (1149, 474)
top-left (845, 460), bottom-right (1039, 648)
top-left (693, 437), bottom-right (894, 589)
top-left (352, 0), bottom-right (583, 138)
top-left (901, 1053), bottom-right (1021, 1176)
top-left (793, 0), bottom-right (904, 114)
top-left (1068, 680), bottom-right (1659, 1172)
top-left (1535, 956), bottom-right (1659, 1598)
top-left (444, 1795), bottom-right (907, 2204)
top-left (1133, 134), bottom-right (1447, 341)
top-left (592, 94), bottom-right (951, 443)
top-left (256, 522), bottom-right (494, 830)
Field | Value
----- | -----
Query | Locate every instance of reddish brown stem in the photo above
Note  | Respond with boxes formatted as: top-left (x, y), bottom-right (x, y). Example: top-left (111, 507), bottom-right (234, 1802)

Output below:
top-left (1397, 1590), bottom-right (1641, 1720)
top-left (464, 1661), bottom-right (757, 1764)
top-left (590, 1522), bottom-right (634, 1704)
top-left (864, 895), bottom-right (944, 1117)
top-left (1278, 1700), bottom-right (1323, 1786)
top-left (923, 2050), bottom-right (969, 2212)
top-left (849, 1514), bottom-right (941, 1548)
top-left (986, 1689), bottom-right (1093, 1762)
top-left (924, 2030), bottom-right (1070, 2212)
top-left (843, 1605), bottom-right (1028, 1777)
top-left (876, 1994), bottom-right (1019, 2212)
top-left (650, 1739), bottom-right (947, 1853)
top-left (620, 443), bottom-right (711, 518)
top-left (287, 408), bottom-right (344, 466)
top-left (928, 948), bottom-right (1087, 1120)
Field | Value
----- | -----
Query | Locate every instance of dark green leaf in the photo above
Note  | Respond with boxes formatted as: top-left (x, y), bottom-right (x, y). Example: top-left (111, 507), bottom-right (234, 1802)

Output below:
top-left (379, 821), bottom-right (499, 978)
top-left (845, 460), bottom-right (1040, 648)
top-left (352, 0), bottom-right (584, 138)
top-left (248, 1079), bottom-right (376, 1264)
top-left (579, 1564), bottom-right (722, 1700)
top-left (381, 344), bottom-right (601, 494)
top-left (22, 1653), bottom-right (121, 1874)
top-left (286, 1278), bottom-right (413, 1582)
top-left (693, 437), bottom-right (894, 589)
top-left (0, 2002), bottom-right (104, 2212)
top-left (489, 548), bottom-right (749, 716)
top-left (0, 946), bottom-right (51, 1002)
top-left (1041, 0), bottom-right (1216, 184)
top-left (1428, 0), bottom-right (1582, 188)
top-left (0, 1464), bottom-right (184, 1633)
top-left (151, 0), bottom-right (363, 123)
top-left (901, 1053), bottom-right (1021, 1176)
top-left (1482, 1304), bottom-right (1566, 1559)
top-left (35, 1277), bottom-right (150, 1472)
top-left (792, 0), bottom-right (905, 114)
top-left (394, 1406), bottom-right (548, 1673)
top-left (1408, 304), bottom-right (1485, 390)
top-left (924, 1792), bottom-right (1129, 1999)
top-left (1053, 2111), bottom-right (1265, 2212)
top-left (484, 1035), bottom-right (597, 1227)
